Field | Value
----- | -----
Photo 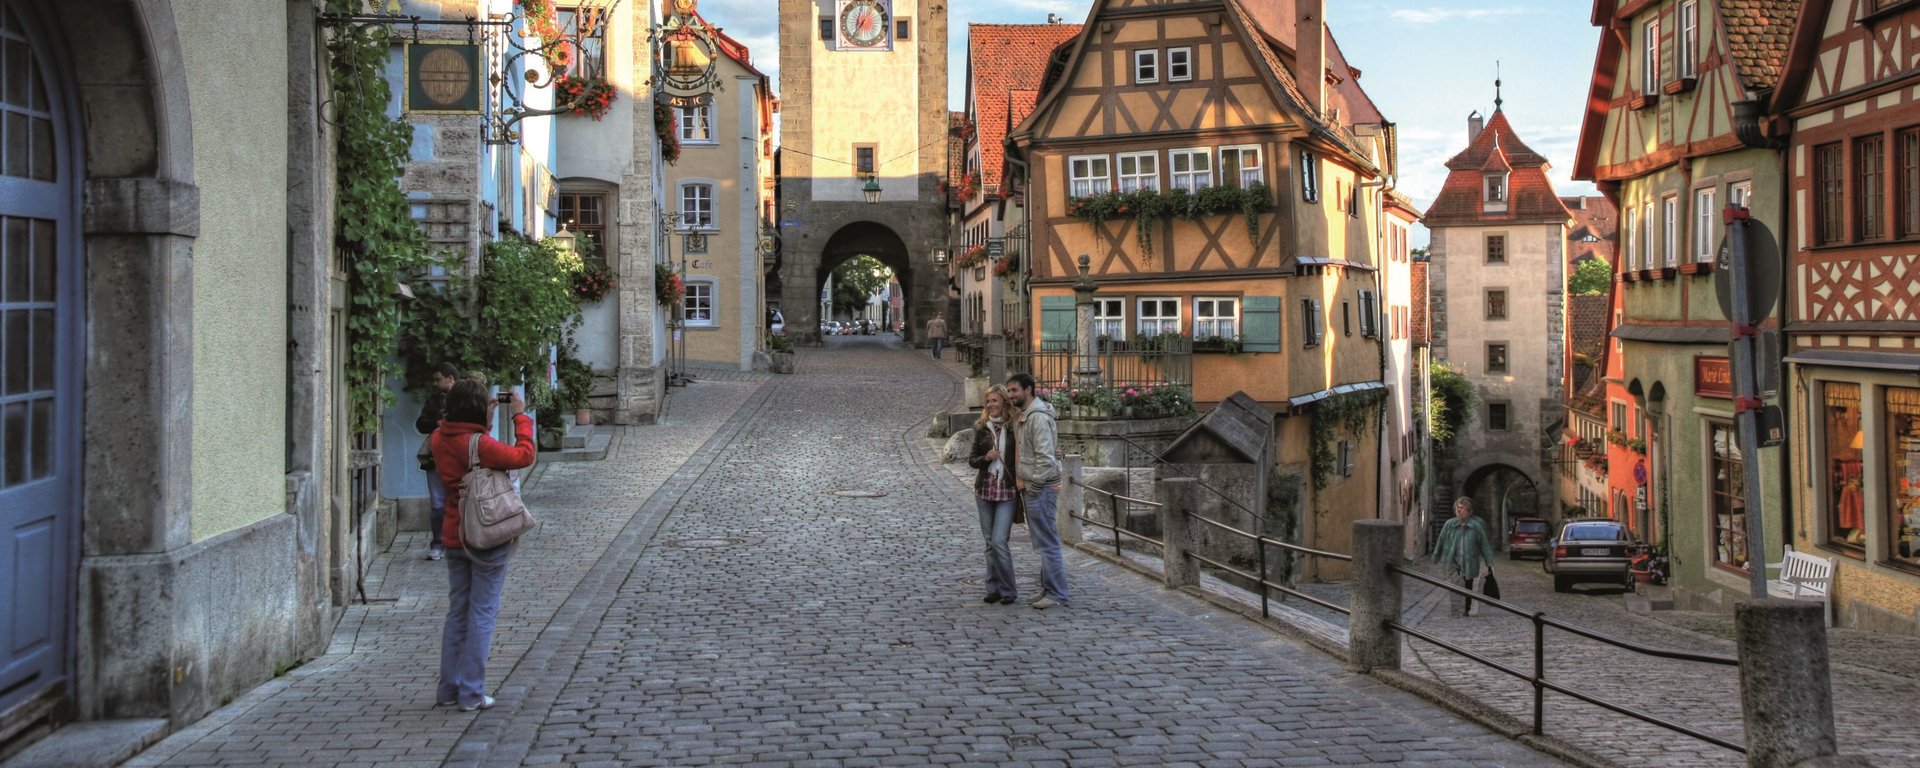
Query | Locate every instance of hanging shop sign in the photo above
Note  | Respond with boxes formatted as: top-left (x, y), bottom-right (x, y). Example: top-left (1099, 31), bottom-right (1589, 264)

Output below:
top-left (1695, 356), bottom-right (1733, 399)
top-left (406, 42), bottom-right (483, 114)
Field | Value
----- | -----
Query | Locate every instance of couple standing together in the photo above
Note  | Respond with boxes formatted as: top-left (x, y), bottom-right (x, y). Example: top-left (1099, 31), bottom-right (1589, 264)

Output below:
top-left (967, 373), bottom-right (1071, 609)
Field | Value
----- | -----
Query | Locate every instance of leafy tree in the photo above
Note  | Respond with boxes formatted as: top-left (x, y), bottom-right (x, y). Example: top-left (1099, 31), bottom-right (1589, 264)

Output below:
top-left (1568, 257), bottom-right (1613, 294)
top-left (831, 254), bottom-right (892, 315)
top-left (1410, 246), bottom-right (1429, 261)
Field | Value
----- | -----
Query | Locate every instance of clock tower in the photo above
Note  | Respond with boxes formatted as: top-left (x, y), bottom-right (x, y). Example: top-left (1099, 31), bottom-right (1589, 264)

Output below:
top-left (777, 0), bottom-right (949, 343)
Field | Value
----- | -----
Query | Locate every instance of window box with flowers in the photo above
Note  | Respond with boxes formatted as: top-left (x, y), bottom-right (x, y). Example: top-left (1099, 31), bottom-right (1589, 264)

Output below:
top-left (572, 260), bottom-right (615, 302)
top-left (991, 253), bottom-right (1019, 277)
top-left (953, 244), bottom-right (988, 270)
top-left (519, 0), bottom-right (617, 119)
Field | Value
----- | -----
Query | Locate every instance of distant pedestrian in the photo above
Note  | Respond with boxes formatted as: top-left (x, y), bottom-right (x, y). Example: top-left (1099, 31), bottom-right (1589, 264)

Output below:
top-left (926, 315), bottom-right (948, 359)
top-left (969, 385), bottom-right (1022, 606)
top-left (415, 362), bottom-right (460, 561)
top-left (431, 379), bottom-right (536, 711)
top-left (1434, 497), bottom-right (1496, 617)
top-left (1005, 373), bottom-right (1069, 609)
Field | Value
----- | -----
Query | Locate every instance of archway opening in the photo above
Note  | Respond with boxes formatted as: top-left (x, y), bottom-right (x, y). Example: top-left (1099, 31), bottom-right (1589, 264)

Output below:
top-left (807, 221), bottom-right (914, 340)
top-left (1460, 463), bottom-right (1540, 547)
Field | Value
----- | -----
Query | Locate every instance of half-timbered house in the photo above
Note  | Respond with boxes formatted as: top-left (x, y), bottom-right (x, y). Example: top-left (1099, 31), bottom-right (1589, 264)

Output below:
top-left (1007, 0), bottom-right (1400, 563)
top-left (1573, 0), bottom-right (1795, 607)
top-left (1773, 0), bottom-right (1920, 635)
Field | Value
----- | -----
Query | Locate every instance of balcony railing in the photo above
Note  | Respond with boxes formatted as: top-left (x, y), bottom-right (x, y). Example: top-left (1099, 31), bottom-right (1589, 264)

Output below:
top-left (994, 336), bottom-right (1192, 390)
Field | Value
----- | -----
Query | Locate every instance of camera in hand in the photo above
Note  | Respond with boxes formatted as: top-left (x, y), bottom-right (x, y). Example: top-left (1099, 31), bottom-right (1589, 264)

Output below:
top-left (496, 393), bottom-right (513, 404)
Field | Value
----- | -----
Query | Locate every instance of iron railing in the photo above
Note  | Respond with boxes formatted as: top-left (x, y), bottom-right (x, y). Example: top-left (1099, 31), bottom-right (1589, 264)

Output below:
top-left (1067, 477), bottom-right (1163, 556)
top-left (1383, 565), bottom-right (1744, 753)
top-left (1176, 509), bottom-right (1354, 618)
top-left (996, 339), bottom-right (1192, 391)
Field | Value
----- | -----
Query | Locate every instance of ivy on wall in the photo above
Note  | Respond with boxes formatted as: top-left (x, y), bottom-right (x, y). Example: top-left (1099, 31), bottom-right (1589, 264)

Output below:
top-left (327, 0), bottom-right (431, 434)
top-left (1308, 388), bottom-right (1386, 490)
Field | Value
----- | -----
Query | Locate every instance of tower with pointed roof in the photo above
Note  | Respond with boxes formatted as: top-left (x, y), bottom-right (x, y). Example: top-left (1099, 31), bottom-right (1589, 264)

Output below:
top-left (1423, 103), bottom-right (1573, 528)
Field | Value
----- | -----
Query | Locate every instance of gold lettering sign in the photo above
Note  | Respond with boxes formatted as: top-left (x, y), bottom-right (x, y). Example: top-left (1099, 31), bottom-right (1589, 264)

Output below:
top-left (406, 43), bottom-right (482, 114)
top-left (1695, 356), bottom-right (1732, 399)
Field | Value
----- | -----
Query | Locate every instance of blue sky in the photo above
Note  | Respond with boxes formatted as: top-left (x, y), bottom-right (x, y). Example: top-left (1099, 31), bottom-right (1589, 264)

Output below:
top-left (699, 0), bottom-right (1602, 243)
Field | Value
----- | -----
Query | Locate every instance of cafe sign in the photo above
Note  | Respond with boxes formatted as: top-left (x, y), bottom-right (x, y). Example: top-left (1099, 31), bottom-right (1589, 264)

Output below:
top-left (406, 42), bottom-right (483, 114)
top-left (1695, 355), bottom-right (1733, 399)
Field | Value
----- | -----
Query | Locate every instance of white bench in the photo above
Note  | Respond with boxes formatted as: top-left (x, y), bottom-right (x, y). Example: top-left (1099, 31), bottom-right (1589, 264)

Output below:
top-left (1764, 545), bottom-right (1835, 627)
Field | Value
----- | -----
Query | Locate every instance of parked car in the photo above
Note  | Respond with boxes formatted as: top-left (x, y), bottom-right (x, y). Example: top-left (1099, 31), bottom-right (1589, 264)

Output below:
top-left (1507, 517), bottom-right (1551, 560)
top-left (1544, 518), bottom-right (1635, 593)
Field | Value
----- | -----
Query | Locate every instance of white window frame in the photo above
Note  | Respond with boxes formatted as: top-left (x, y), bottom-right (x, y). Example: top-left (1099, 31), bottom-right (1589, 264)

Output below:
top-left (1642, 18), bottom-right (1661, 94)
top-left (1730, 180), bottom-right (1752, 210)
top-left (1166, 47), bottom-right (1193, 82)
top-left (1068, 155), bottom-right (1112, 197)
top-left (1220, 145), bottom-right (1262, 189)
top-left (677, 104), bottom-right (714, 143)
top-left (1137, 297), bottom-right (1179, 337)
top-left (1300, 150), bottom-right (1319, 203)
top-left (1642, 201), bottom-right (1656, 270)
top-left (1169, 148), bottom-right (1213, 191)
top-left (1485, 172), bottom-right (1508, 202)
top-left (1133, 49), bottom-right (1158, 84)
top-left (1695, 188), bottom-right (1716, 263)
top-left (681, 278), bottom-right (717, 326)
top-left (679, 182), bottom-right (715, 230)
top-left (1193, 297), bottom-right (1239, 339)
top-left (1094, 298), bottom-right (1126, 340)
top-left (1679, 1), bottom-right (1699, 78)
top-left (1116, 151), bottom-right (1160, 193)
top-left (1624, 207), bottom-right (1638, 270)
top-left (1663, 195), bottom-right (1678, 267)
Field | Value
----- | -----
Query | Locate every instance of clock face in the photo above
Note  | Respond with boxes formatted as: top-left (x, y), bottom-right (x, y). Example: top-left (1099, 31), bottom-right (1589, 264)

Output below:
top-left (839, 0), bottom-right (889, 48)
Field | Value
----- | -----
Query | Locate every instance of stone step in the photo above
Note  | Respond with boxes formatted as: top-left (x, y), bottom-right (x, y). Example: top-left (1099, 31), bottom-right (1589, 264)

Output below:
top-left (539, 427), bottom-right (611, 463)
top-left (2, 719), bottom-right (168, 768)
top-left (562, 422), bottom-right (591, 449)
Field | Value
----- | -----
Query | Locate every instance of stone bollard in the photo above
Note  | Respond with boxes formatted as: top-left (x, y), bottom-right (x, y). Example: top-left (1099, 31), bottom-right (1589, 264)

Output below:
top-left (1060, 454), bottom-right (1086, 544)
top-left (1157, 477), bottom-right (1200, 589)
top-left (1735, 599), bottom-right (1839, 768)
top-left (1348, 520), bottom-right (1405, 673)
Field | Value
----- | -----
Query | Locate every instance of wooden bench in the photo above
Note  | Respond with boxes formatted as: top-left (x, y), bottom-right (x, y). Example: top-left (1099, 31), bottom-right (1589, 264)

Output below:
top-left (1764, 545), bottom-right (1836, 627)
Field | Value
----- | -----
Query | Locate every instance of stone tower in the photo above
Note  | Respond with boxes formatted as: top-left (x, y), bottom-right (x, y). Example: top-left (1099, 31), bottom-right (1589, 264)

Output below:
top-left (1422, 106), bottom-right (1572, 529)
top-left (777, 0), bottom-right (949, 342)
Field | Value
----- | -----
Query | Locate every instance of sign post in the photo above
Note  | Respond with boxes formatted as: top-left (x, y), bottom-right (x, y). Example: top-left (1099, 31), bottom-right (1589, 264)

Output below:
top-left (1714, 208), bottom-right (1779, 599)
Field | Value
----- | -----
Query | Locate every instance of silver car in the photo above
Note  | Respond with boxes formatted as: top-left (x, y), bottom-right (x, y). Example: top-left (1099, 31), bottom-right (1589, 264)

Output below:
top-left (1545, 519), bottom-right (1635, 593)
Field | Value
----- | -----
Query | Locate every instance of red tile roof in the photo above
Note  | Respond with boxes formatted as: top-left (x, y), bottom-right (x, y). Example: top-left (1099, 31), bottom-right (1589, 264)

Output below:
top-left (1719, 0), bottom-right (1800, 91)
top-left (1567, 293), bottom-right (1611, 402)
top-left (1563, 195), bottom-right (1617, 266)
top-left (947, 111), bottom-right (968, 188)
top-left (968, 23), bottom-right (1083, 194)
top-left (1422, 110), bottom-right (1572, 227)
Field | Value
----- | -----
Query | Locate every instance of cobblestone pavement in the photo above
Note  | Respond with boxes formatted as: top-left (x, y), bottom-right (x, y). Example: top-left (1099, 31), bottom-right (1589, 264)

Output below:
top-left (127, 336), bottom-right (1559, 767)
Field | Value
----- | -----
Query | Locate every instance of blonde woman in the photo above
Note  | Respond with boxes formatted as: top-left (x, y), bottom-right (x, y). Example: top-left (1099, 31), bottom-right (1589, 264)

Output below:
top-left (967, 386), bottom-right (1022, 604)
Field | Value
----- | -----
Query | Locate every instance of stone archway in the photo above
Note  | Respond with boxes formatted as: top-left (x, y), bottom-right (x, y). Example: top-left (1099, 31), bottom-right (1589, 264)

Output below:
top-left (814, 221), bottom-right (913, 332)
top-left (778, 209), bottom-right (946, 346)
top-left (1460, 461), bottom-right (1543, 546)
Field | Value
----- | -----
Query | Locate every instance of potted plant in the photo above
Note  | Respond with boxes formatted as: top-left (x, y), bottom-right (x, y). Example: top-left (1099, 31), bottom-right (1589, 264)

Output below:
top-left (768, 332), bottom-right (795, 374)
top-left (555, 345), bottom-right (595, 426)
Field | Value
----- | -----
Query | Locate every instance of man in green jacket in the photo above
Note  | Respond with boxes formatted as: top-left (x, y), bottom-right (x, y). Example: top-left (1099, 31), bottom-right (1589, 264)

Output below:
top-left (1434, 497), bottom-right (1496, 617)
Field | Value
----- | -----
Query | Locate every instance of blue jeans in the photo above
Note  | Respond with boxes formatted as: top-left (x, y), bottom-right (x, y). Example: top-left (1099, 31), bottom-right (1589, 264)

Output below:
top-left (425, 470), bottom-right (447, 548)
top-left (1024, 486), bottom-right (1070, 602)
top-left (439, 542), bottom-right (514, 707)
top-left (931, 338), bottom-right (945, 359)
top-left (976, 497), bottom-right (1018, 599)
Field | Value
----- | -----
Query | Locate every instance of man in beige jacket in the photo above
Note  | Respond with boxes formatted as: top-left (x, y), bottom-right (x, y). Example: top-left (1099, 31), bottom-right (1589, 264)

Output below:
top-left (926, 315), bottom-right (948, 359)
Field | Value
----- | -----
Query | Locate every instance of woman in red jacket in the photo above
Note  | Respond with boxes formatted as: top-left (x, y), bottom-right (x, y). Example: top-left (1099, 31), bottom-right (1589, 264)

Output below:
top-left (430, 378), bottom-right (536, 712)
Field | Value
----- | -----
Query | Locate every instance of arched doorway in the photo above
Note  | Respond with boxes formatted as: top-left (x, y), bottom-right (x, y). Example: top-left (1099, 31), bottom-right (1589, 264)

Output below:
top-left (0, 0), bottom-right (80, 721)
top-left (1460, 463), bottom-right (1540, 547)
top-left (808, 221), bottom-right (915, 340)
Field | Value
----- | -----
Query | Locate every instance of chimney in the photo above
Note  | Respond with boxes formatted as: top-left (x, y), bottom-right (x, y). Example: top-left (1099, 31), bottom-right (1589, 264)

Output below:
top-left (1294, 0), bottom-right (1325, 116)
top-left (1468, 110), bottom-right (1484, 143)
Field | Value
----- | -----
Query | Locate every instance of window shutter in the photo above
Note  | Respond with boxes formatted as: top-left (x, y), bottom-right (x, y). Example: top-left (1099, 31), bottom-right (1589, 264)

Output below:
top-left (1360, 292), bottom-right (1377, 338)
top-left (1242, 296), bottom-right (1281, 352)
top-left (1040, 296), bottom-right (1076, 350)
top-left (1311, 299), bottom-right (1324, 346)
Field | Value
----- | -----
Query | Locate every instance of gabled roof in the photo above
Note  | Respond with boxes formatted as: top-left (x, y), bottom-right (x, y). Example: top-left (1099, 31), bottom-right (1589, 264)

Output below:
top-left (1719, 0), bottom-right (1799, 92)
top-left (967, 23), bottom-right (1082, 194)
top-left (946, 111), bottom-right (968, 188)
top-left (1423, 110), bottom-right (1572, 227)
top-left (1563, 195), bottom-right (1616, 265)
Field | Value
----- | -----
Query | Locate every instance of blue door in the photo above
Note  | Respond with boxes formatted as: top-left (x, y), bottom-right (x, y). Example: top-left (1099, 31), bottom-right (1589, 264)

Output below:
top-left (0, 0), bottom-right (76, 718)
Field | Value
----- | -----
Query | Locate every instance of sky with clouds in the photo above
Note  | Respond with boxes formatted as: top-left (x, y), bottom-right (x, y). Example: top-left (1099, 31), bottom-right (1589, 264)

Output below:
top-left (698, 0), bottom-right (1602, 244)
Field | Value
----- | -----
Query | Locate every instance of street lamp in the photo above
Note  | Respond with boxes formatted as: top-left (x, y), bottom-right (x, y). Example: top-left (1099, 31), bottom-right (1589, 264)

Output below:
top-left (862, 174), bottom-right (881, 204)
top-left (551, 223), bottom-right (577, 254)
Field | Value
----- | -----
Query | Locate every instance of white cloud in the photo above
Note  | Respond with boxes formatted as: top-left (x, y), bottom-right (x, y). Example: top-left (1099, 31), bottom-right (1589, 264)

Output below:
top-left (1389, 7), bottom-right (1528, 23)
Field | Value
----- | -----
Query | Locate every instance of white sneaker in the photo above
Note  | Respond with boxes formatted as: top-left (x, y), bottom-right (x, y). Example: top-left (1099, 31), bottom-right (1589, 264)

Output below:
top-left (459, 695), bottom-right (495, 712)
top-left (1031, 597), bottom-right (1064, 610)
top-left (428, 545), bottom-right (445, 561)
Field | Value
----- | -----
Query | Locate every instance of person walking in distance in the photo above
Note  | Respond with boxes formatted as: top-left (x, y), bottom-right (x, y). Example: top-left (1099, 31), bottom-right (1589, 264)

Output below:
top-left (415, 363), bottom-right (459, 561)
top-left (431, 379), bottom-right (536, 711)
top-left (926, 314), bottom-right (948, 359)
top-left (1005, 373), bottom-right (1069, 609)
top-left (1434, 497), bottom-right (1496, 617)
top-left (968, 385), bottom-right (1022, 605)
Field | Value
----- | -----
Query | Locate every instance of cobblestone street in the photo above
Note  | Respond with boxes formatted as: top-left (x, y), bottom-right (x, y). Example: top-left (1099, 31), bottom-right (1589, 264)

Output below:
top-left (123, 338), bottom-right (1556, 767)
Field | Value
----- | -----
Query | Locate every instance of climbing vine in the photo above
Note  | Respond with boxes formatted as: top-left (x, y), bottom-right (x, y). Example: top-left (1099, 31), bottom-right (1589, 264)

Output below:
top-left (327, 0), bottom-right (432, 434)
top-left (400, 236), bottom-right (584, 405)
top-left (1428, 362), bottom-right (1478, 444)
top-left (1308, 388), bottom-right (1386, 490)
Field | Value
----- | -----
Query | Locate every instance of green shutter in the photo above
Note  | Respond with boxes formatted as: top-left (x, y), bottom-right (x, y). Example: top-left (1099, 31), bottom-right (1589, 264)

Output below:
top-left (1242, 296), bottom-right (1282, 353)
top-left (1040, 296), bottom-right (1076, 350)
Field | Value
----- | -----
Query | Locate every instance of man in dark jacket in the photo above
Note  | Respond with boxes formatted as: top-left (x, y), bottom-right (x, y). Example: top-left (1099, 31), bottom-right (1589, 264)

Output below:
top-left (416, 363), bottom-right (459, 560)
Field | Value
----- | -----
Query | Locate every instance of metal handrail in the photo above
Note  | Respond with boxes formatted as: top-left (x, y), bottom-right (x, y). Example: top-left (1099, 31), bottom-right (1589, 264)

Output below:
top-left (1386, 562), bottom-right (1744, 753)
top-left (1068, 476), bottom-right (1162, 507)
top-left (1112, 434), bottom-right (1260, 518)
top-left (1175, 508), bottom-right (1354, 619)
top-left (1066, 477), bottom-right (1163, 555)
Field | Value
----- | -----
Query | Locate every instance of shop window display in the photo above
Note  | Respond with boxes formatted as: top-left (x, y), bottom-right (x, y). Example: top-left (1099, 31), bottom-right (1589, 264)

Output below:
top-left (1887, 387), bottom-right (1920, 568)
top-left (1709, 422), bottom-right (1749, 572)
top-left (1825, 383), bottom-right (1865, 550)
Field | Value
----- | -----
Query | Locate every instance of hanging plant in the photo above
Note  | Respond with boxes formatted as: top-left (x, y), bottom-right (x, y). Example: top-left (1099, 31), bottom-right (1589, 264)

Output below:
top-left (515, 0), bottom-right (617, 119)
top-left (992, 253), bottom-right (1019, 277)
top-left (654, 101), bottom-right (681, 164)
top-left (571, 259), bottom-right (615, 302)
top-left (1308, 388), bottom-right (1386, 490)
top-left (556, 74), bottom-right (615, 120)
top-left (655, 263), bottom-right (684, 307)
top-left (954, 244), bottom-right (988, 269)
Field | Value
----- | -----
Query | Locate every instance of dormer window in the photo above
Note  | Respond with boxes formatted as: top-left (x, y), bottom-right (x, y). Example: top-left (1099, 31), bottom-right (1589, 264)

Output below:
top-left (1484, 172), bottom-right (1507, 203)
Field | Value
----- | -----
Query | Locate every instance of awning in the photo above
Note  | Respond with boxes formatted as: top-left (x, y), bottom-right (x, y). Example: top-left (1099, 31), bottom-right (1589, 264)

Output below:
top-left (1288, 380), bottom-right (1386, 408)
top-left (1782, 349), bottom-right (1920, 372)
top-left (1293, 256), bottom-right (1378, 273)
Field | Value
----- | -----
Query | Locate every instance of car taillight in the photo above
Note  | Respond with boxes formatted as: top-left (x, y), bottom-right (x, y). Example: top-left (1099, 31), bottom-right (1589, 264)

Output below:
top-left (1554, 545), bottom-right (1568, 558)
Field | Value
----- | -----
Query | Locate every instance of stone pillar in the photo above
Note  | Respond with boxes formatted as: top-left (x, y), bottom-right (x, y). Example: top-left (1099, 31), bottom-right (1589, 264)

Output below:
top-left (1071, 253), bottom-right (1102, 390)
top-left (1060, 454), bottom-right (1086, 544)
top-left (1349, 520), bottom-right (1405, 672)
top-left (1158, 477), bottom-right (1200, 588)
top-left (1735, 599), bottom-right (1839, 768)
